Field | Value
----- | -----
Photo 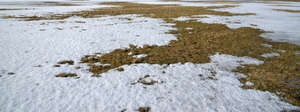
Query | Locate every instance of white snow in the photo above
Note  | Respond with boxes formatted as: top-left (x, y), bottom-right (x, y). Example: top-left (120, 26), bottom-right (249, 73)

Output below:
top-left (173, 16), bottom-right (193, 21)
top-left (261, 43), bottom-right (273, 48)
top-left (261, 53), bottom-right (280, 58)
top-left (245, 81), bottom-right (254, 86)
top-left (133, 54), bottom-right (148, 58)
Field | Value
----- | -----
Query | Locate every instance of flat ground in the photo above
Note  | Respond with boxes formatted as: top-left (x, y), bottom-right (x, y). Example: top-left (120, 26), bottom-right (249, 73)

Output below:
top-left (0, 0), bottom-right (300, 112)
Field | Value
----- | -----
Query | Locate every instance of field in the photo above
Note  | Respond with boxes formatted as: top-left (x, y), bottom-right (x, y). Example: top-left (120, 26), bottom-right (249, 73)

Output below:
top-left (0, 0), bottom-right (300, 111)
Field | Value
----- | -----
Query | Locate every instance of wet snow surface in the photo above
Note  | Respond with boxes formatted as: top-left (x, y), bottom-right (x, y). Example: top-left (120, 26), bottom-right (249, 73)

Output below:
top-left (0, 0), bottom-right (300, 112)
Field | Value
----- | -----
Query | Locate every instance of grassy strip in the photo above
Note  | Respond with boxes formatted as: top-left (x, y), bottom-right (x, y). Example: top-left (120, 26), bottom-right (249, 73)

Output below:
top-left (273, 9), bottom-right (300, 13)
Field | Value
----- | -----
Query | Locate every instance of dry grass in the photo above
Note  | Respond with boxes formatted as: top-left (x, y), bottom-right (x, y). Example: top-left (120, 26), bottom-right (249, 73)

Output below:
top-left (41, 2), bottom-right (81, 6)
top-left (0, 8), bottom-right (23, 11)
top-left (116, 67), bottom-right (125, 72)
top-left (58, 60), bottom-right (74, 65)
top-left (270, 4), bottom-right (300, 7)
top-left (273, 9), bottom-right (300, 13)
top-left (55, 73), bottom-right (77, 77)
top-left (138, 107), bottom-right (151, 112)
top-left (161, 0), bottom-right (245, 3)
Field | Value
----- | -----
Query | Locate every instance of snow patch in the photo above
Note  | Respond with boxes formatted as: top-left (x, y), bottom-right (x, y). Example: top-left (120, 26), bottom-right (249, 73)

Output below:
top-left (261, 53), bottom-right (280, 58)
top-left (133, 54), bottom-right (148, 58)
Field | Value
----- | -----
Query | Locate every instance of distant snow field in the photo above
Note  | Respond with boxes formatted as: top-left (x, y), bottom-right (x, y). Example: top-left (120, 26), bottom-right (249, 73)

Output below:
top-left (0, 0), bottom-right (300, 112)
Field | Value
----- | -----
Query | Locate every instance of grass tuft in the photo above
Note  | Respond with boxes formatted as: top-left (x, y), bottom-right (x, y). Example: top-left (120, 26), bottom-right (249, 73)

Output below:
top-left (58, 60), bottom-right (74, 65)
top-left (55, 73), bottom-right (77, 77)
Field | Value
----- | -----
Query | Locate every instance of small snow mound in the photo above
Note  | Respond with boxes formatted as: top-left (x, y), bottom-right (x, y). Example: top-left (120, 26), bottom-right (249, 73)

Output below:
top-left (245, 81), bottom-right (254, 86)
top-left (133, 54), bottom-right (147, 58)
top-left (173, 16), bottom-right (192, 21)
top-left (261, 53), bottom-right (280, 58)
top-left (210, 53), bottom-right (264, 71)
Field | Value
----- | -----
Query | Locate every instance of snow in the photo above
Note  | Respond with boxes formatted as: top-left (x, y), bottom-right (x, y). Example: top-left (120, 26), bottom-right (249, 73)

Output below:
top-left (173, 16), bottom-right (193, 21)
top-left (245, 81), bottom-right (254, 86)
top-left (261, 43), bottom-right (273, 48)
top-left (261, 53), bottom-right (280, 58)
top-left (133, 54), bottom-right (148, 58)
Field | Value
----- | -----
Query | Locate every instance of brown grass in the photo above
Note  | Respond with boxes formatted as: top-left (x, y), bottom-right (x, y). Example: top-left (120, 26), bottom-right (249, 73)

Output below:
top-left (273, 9), bottom-right (300, 13)
top-left (0, 8), bottom-right (23, 11)
top-left (116, 67), bottom-right (125, 72)
top-left (58, 60), bottom-right (74, 65)
top-left (138, 107), bottom-right (151, 112)
top-left (41, 2), bottom-right (81, 6)
top-left (55, 73), bottom-right (77, 77)
top-left (270, 4), bottom-right (300, 7)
